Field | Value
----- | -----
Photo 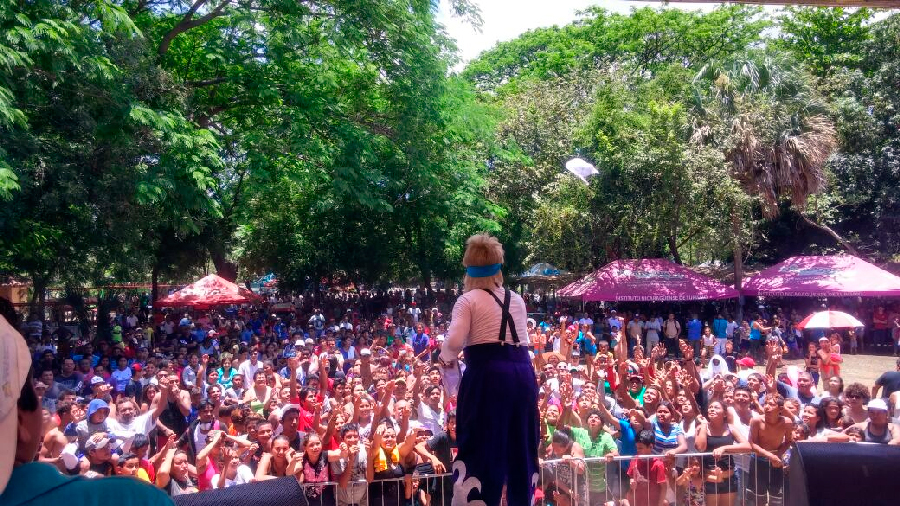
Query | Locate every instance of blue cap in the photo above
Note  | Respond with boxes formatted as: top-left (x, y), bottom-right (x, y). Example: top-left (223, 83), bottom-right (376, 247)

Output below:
top-left (87, 399), bottom-right (109, 418)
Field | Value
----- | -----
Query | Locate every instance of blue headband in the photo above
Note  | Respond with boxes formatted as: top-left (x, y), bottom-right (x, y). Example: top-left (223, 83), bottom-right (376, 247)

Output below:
top-left (466, 263), bottom-right (502, 278)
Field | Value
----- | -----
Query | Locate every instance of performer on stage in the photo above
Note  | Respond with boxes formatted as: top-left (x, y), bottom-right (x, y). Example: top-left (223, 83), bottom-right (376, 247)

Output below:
top-left (439, 233), bottom-right (539, 505)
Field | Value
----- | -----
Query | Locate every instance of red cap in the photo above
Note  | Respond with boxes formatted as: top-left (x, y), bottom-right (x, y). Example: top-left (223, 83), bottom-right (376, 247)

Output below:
top-left (736, 357), bottom-right (756, 368)
top-left (132, 363), bottom-right (142, 372)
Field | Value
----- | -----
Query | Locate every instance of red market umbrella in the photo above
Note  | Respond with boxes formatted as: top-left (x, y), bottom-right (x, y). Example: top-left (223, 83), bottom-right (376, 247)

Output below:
top-left (158, 275), bottom-right (260, 307)
top-left (795, 310), bottom-right (864, 330)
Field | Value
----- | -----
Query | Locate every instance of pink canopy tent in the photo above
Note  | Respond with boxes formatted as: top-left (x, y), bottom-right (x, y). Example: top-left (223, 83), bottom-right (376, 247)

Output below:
top-left (557, 259), bottom-right (740, 302)
top-left (158, 274), bottom-right (260, 307)
top-left (741, 255), bottom-right (900, 297)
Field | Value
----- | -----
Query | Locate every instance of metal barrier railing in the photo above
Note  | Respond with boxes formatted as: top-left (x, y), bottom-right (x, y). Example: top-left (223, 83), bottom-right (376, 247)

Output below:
top-left (210, 450), bottom-right (782, 506)
top-left (297, 471), bottom-right (454, 506)
top-left (539, 451), bottom-right (778, 506)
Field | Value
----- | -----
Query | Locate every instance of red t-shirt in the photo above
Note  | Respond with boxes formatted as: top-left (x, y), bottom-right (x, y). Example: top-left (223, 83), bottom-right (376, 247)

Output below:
top-left (627, 457), bottom-right (667, 506)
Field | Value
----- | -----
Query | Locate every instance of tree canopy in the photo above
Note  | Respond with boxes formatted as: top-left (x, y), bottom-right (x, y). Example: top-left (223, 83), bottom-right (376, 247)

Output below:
top-left (2, 3), bottom-right (899, 302)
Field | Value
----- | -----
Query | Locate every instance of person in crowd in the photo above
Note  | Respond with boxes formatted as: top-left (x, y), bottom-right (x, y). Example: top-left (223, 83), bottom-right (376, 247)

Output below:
top-left (747, 394), bottom-right (793, 506)
top-left (695, 400), bottom-right (747, 506)
top-left (839, 398), bottom-right (900, 444)
top-left (872, 358), bottom-right (900, 399)
top-left (627, 429), bottom-right (667, 506)
top-left (367, 422), bottom-right (416, 506)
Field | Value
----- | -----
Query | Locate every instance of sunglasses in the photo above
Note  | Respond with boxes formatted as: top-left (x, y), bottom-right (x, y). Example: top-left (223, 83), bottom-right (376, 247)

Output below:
top-left (846, 395), bottom-right (862, 400)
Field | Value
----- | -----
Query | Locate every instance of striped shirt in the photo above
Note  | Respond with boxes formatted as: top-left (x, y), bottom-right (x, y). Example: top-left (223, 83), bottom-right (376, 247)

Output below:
top-left (652, 421), bottom-right (684, 454)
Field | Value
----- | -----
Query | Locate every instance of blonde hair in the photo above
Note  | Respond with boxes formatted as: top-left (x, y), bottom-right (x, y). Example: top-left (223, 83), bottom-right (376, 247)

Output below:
top-left (462, 233), bottom-right (505, 292)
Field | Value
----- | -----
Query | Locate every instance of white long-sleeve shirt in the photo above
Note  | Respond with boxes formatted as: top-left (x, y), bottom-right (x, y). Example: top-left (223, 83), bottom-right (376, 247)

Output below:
top-left (440, 286), bottom-right (531, 362)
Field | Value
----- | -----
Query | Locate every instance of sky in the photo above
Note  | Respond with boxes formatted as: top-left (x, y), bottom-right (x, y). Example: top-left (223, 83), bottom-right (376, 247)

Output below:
top-left (437, 1), bottom-right (729, 69)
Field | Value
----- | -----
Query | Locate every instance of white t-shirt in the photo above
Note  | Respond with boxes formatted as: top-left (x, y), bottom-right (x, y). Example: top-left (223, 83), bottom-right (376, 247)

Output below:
top-left (726, 321), bottom-right (739, 339)
top-left (408, 307), bottom-right (422, 323)
top-left (238, 359), bottom-right (260, 385)
top-left (417, 402), bottom-right (446, 435)
top-left (108, 412), bottom-right (154, 452)
top-left (211, 465), bottom-right (254, 488)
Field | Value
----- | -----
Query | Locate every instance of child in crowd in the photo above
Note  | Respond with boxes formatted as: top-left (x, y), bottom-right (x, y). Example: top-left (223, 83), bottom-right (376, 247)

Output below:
top-left (676, 456), bottom-right (705, 506)
top-left (117, 453), bottom-right (151, 482)
top-left (627, 430), bottom-right (667, 506)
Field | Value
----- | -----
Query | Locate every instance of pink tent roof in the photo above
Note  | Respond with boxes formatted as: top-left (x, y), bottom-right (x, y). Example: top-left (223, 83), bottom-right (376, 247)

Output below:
top-left (158, 274), bottom-right (260, 307)
top-left (741, 255), bottom-right (900, 297)
top-left (558, 259), bottom-right (739, 302)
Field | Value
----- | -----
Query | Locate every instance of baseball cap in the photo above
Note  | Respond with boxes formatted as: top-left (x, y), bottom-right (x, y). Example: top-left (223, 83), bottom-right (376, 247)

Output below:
top-left (736, 357), bottom-right (756, 368)
top-left (0, 315), bottom-right (31, 495)
top-left (294, 339), bottom-right (304, 347)
top-left (867, 398), bottom-right (889, 411)
top-left (90, 375), bottom-right (105, 386)
top-left (304, 338), bottom-right (314, 346)
top-left (132, 363), bottom-right (142, 372)
top-left (818, 336), bottom-right (829, 342)
top-left (85, 432), bottom-right (118, 451)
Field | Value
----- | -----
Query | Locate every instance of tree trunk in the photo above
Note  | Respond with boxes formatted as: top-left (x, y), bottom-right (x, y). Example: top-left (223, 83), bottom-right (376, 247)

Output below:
top-left (210, 249), bottom-right (238, 282)
top-left (151, 264), bottom-right (160, 304)
top-left (732, 209), bottom-right (744, 323)
top-left (668, 234), bottom-right (682, 265)
top-left (800, 214), bottom-right (863, 259)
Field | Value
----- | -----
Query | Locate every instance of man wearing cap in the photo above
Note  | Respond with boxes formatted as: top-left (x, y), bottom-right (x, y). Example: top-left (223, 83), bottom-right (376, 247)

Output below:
top-left (839, 398), bottom-right (900, 444)
top-left (83, 432), bottom-right (118, 476)
top-left (0, 312), bottom-right (172, 506)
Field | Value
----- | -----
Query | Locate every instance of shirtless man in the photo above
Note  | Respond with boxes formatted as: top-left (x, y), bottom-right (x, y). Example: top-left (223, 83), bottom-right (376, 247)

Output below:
top-left (40, 401), bottom-right (76, 470)
top-left (747, 394), bottom-right (793, 506)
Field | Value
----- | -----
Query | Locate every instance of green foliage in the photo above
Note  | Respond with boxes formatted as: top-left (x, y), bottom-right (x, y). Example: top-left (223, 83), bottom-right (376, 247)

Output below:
top-left (774, 7), bottom-right (873, 79)
top-left (463, 5), bottom-right (768, 93)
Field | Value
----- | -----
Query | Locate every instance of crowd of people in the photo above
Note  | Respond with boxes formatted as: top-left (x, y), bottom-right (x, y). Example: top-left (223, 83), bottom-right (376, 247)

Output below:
top-left (3, 290), bottom-right (900, 506)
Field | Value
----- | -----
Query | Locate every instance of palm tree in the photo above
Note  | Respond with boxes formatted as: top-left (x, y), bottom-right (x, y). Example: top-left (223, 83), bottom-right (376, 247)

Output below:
top-left (689, 51), bottom-right (854, 291)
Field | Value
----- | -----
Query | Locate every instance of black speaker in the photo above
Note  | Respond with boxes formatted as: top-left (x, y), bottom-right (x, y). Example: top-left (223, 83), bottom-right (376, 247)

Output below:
top-left (787, 442), bottom-right (900, 506)
top-left (172, 476), bottom-right (307, 506)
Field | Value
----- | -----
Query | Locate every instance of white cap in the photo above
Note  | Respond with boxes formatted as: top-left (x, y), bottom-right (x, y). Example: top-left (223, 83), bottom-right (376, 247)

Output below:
top-left (867, 398), bottom-right (889, 411)
top-left (0, 315), bottom-right (32, 494)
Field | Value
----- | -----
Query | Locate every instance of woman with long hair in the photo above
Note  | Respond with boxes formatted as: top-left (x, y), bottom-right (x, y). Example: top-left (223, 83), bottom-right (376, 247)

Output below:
top-left (695, 400), bottom-right (748, 506)
top-left (217, 353), bottom-right (236, 390)
top-left (255, 435), bottom-right (300, 481)
top-left (438, 233), bottom-right (539, 505)
top-left (819, 397), bottom-right (846, 431)
top-left (297, 433), bottom-right (342, 506)
top-left (825, 376), bottom-right (844, 399)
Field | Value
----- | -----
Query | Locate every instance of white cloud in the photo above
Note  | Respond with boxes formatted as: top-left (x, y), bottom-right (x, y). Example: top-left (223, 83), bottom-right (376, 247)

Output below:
top-left (438, 1), bottom-right (721, 70)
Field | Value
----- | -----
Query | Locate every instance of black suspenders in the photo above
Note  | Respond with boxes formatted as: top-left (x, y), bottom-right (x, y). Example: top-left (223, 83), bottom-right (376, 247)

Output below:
top-left (482, 288), bottom-right (520, 344)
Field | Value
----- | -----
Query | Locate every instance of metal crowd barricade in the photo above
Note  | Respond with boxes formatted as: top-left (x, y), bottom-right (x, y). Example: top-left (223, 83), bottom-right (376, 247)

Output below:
top-left (297, 471), bottom-right (454, 506)
top-left (278, 449), bottom-right (782, 506)
top-left (538, 450), bottom-right (775, 506)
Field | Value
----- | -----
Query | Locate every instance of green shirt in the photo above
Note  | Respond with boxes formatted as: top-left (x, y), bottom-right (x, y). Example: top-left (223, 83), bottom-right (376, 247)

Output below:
top-left (571, 427), bottom-right (617, 492)
top-left (0, 462), bottom-right (172, 506)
